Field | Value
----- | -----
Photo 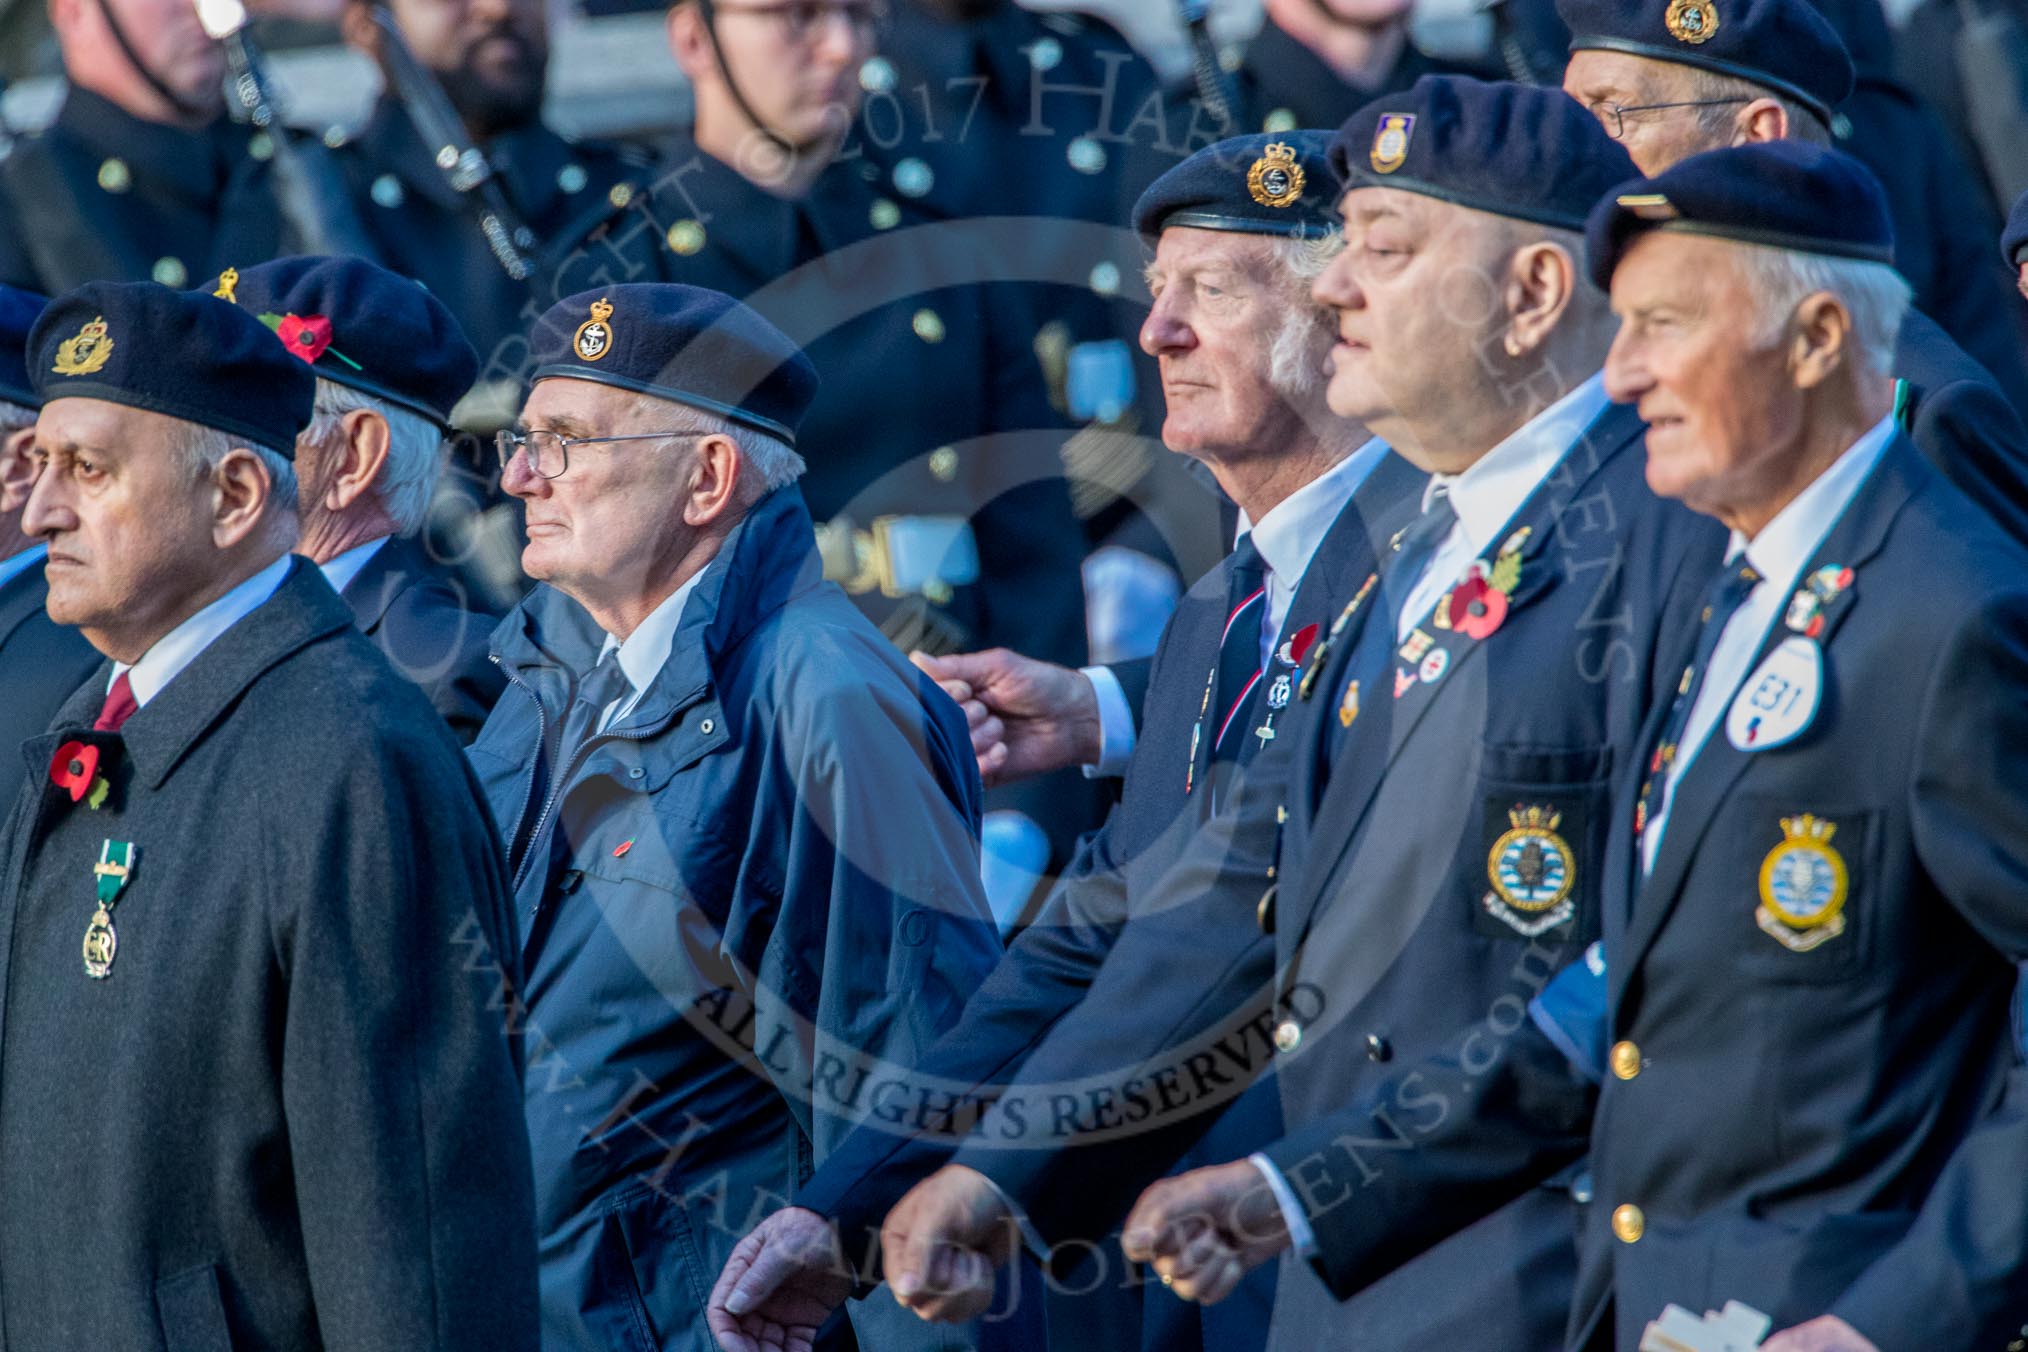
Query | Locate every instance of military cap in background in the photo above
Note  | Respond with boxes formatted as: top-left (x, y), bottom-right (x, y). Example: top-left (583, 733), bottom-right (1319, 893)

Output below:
top-left (0, 286), bottom-right (46, 410)
top-left (1585, 140), bottom-right (1896, 288)
top-left (529, 285), bottom-right (819, 445)
top-left (206, 257), bottom-right (480, 429)
top-left (1132, 131), bottom-right (1343, 241)
top-left (1331, 76), bottom-right (1640, 230)
top-left (28, 280), bottom-right (315, 454)
top-left (1557, 0), bottom-right (1855, 121)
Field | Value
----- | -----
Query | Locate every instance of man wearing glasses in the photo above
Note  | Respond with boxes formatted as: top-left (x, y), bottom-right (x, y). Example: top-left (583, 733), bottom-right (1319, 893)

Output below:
top-left (631, 0), bottom-right (1100, 911)
top-left (1554, 0), bottom-right (2028, 549)
top-left (466, 283), bottom-right (1003, 1351)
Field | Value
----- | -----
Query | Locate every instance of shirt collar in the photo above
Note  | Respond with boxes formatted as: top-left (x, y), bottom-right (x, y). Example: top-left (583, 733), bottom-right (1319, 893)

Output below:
top-left (0, 542), bottom-right (48, 592)
top-left (1428, 373), bottom-right (1610, 552)
top-left (598, 570), bottom-right (706, 697)
top-left (316, 536), bottom-right (391, 600)
top-left (1238, 437), bottom-right (1390, 581)
top-left (1730, 414), bottom-right (1897, 580)
top-left (114, 554), bottom-right (293, 707)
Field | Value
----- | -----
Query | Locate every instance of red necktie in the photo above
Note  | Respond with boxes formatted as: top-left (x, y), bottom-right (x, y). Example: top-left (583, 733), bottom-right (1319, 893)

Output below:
top-left (95, 671), bottom-right (138, 734)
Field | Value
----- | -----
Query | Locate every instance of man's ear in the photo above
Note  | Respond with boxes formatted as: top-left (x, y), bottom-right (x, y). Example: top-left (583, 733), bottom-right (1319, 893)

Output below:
top-left (209, 448), bottom-right (289, 550)
top-left (320, 408), bottom-right (393, 514)
top-left (667, 2), bottom-right (717, 84)
top-left (0, 426), bottom-right (37, 515)
top-left (1788, 291), bottom-right (1854, 391)
top-left (1502, 241), bottom-right (1579, 358)
top-left (682, 433), bottom-right (744, 528)
top-left (1734, 97), bottom-right (1792, 145)
top-left (338, 0), bottom-right (382, 57)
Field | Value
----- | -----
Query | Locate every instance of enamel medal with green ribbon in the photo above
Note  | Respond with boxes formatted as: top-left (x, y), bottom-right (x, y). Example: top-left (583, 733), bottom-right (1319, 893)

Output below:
top-left (83, 840), bottom-right (137, 980)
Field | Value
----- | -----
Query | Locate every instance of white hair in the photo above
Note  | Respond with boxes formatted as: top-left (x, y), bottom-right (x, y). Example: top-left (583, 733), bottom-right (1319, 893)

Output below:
top-left (176, 421), bottom-right (299, 515)
top-left (629, 395), bottom-right (806, 493)
top-left (0, 398), bottom-right (34, 433)
top-left (304, 379), bottom-right (444, 536)
top-left (1268, 229), bottom-right (1344, 398)
top-left (1734, 244), bottom-right (1913, 376)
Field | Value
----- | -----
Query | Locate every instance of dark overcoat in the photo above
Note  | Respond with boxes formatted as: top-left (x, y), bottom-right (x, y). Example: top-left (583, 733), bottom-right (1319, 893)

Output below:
top-left (0, 558), bottom-right (537, 1351)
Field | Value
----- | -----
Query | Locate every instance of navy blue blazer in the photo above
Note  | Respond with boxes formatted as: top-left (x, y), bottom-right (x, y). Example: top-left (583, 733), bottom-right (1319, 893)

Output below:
top-left (339, 536), bottom-right (505, 746)
top-left (1263, 435), bottom-right (2028, 1352)
top-left (0, 559), bottom-right (102, 809)
top-left (792, 454), bottom-right (1428, 1251)
top-left (942, 403), bottom-right (1722, 1352)
top-left (1895, 309), bottom-right (2028, 549)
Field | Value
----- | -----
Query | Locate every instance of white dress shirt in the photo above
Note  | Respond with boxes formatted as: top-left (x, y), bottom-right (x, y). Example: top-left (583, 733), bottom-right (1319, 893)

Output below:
top-left (594, 571), bottom-right (705, 733)
top-left (0, 542), bottom-right (48, 592)
top-left (1640, 414), bottom-right (1894, 874)
top-left (316, 535), bottom-right (390, 599)
top-left (1394, 374), bottom-right (1611, 641)
top-left (1250, 373), bottom-right (1611, 1258)
top-left (1082, 438), bottom-right (1393, 777)
top-left (112, 554), bottom-right (294, 707)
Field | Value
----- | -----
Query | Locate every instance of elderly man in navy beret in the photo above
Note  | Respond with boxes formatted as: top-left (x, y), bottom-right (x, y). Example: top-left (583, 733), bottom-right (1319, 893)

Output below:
top-left (465, 282), bottom-right (1002, 1351)
top-left (210, 256), bottom-right (505, 743)
top-left (0, 280), bottom-right (537, 1347)
top-left (0, 284), bottom-right (100, 806)
top-left (1553, 0), bottom-right (2028, 551)
top-left (815, 77), bottom-right (1721, 1352)
top-left (1127, 141), bottom-right (2028, 1352)
top-left (707, 130), bottom-right (1423, 1352)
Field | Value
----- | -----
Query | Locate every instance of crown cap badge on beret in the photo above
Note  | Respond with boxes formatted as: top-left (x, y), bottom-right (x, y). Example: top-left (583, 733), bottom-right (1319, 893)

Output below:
top-left (1369, 114), bottom-right (1415, 173)
top-left (1246, 143), bottom-right (1307, 209)
top-left (530, 284), bottom-right (819, 444)
top-left (51, 316), bottom-right (113, 377)
top-left (29, 279), bottom-right (315, 453)
top-left (1132, 131), bottom-right (1341, 239)
top-left (208, 256), bottom-right (480, 428)
top-left (1556, 0), bottom-right (1854, 122)
top-left (1583, 141), bottom-right (1897, 289)
top-left (1665, 0), bottom-right (1718, 42)
top-left (1332, 77), bottom-right (1637, 232)
top-left (574, 298), bottom-right (616, 363)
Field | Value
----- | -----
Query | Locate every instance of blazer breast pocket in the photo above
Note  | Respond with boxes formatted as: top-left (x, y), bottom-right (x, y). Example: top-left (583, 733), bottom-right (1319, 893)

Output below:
top-left (1470, 743), bottom-right (1613, 943)
top-left (1719, 795), bottom-right (1877, 982)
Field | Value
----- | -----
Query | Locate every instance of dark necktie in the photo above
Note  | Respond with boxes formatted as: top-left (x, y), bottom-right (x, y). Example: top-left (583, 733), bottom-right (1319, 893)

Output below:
top-left (1382, 483), bottom-right (1459, 630)
top-left (1633, 559), bottom-right (1764, 861)
top-left (95, 671), bottom-right (138, 734)
top-left (1319, 488), bottom-right (1460, 766)
top-left (1207, 534), bottom-right (1268, 770)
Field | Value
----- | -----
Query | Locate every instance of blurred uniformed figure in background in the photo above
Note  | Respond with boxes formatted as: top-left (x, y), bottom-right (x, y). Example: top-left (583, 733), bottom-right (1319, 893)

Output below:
top-left (1555, 0), bottom-right (2028, 546)
top-left (329, 0), bottom-right (650, 385)
top-left (603, 0), bottom-right (1100, 913)
top-left (213, 254), bottom-right (509, 742)
top-left (1224, 0), bottom-right (1494, 136)
top-left (0, 284), bottom-right (99, 807)
top-left (0, 0), bottom-right (291, 295)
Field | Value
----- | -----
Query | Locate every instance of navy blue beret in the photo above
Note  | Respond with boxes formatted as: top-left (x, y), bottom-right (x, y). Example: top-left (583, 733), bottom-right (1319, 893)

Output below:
top-left (1132, 131), bottom-right (1341, 239)
top-left (1331, 77), bottom-right (1638, 232)
top-left (1584, 140), bottom-right (1894, 289)
top-left (28, 280), bottom-right (314, 454)
top-left (0, 285), bottom-right (45, 410)
top-left (2004, 188), bottom-right (2028, 267)
top-left (209, 256), bottom-right (478, 428)
top-left (530, 285), bottom-right (818, 444)
top-left (1558, 0), bottom-right (1853, 123)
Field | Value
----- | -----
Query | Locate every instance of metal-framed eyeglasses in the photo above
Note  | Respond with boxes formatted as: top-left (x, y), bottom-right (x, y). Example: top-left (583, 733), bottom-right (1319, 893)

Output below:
top-left (1586, 97), bottom-right (1749, 140)
top-left (495, 429), bottom-right (710, 481)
